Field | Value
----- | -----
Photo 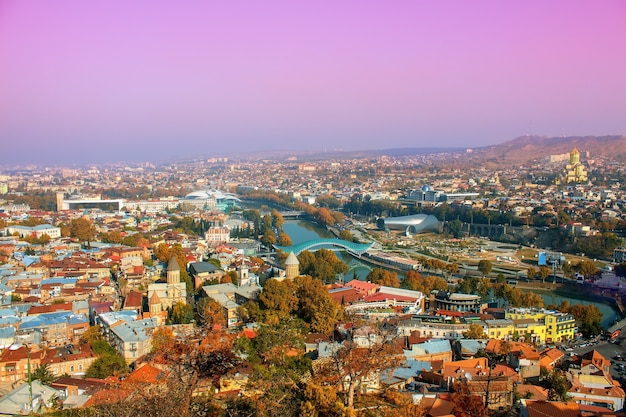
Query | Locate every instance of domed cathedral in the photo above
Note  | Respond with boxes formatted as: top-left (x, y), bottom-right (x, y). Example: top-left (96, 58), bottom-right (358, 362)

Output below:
top-left (147, 255), bottom-right (188, 321)
top-left (564, 148), bottom-right (588, 184)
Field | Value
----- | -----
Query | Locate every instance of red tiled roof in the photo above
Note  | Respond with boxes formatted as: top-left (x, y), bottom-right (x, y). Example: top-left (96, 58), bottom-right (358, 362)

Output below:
top-left (123, 291), bottom-right (143, 309)
top-left (328, 287), bottom-right (360, 304)
top-left (124, 364), bottom-right (167, 384)
top-left (525, 400), bottom-right (581, 417)
top-left (28, 302), bottom-right (73, 315)
top-left (364, 293), bottom-right (417, 302)
top-left (83, 388), bottom-right (131, 407)
top-left (344, 279), bottom-right (379, 294)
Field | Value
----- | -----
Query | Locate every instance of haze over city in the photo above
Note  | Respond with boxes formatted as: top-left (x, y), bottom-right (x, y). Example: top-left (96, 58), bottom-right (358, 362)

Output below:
top-left (1, 0), bottom-right (625, 165)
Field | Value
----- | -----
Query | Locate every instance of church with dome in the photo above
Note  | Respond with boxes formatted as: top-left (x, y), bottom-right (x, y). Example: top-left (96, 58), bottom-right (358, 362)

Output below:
top-left (147, 255), bottom-right (188, 321)
top-left (563, 148), bottom-right (588, 184)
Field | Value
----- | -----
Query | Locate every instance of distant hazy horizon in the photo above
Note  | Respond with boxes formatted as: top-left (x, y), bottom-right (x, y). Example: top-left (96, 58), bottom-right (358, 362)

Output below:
top-left (1, 1), bottom-right (625, 165)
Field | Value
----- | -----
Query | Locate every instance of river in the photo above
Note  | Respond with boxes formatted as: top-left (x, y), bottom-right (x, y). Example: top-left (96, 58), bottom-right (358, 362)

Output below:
top-left (282, 220), bottom-right (373, 281)
top-left (282, 220), bottom-right (620, 328)
top-left (534, 290), bottom-right (617, 328)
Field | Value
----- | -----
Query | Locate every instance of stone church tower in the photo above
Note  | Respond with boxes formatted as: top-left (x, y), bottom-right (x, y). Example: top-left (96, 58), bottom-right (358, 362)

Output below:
top-left (238, 261), bottom-right (249, 283)
top-left (285, 252), bottom-right (300, 279)
top-left (149, 291), bottom-right (162, 315)
top-left (167, 255), bottom-right (181, 284)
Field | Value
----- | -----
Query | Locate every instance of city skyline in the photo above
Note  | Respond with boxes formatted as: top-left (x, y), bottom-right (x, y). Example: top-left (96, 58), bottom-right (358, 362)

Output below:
top-left (1, 0), bottom-right (625, 165)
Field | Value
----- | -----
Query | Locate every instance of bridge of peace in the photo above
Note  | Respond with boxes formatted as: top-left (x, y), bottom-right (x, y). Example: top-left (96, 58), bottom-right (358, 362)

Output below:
top-left (273, 238), bottom-right (374, 257)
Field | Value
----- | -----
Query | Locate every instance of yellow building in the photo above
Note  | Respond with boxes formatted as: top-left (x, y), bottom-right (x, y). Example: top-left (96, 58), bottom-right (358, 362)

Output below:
top-left (506, 308), bottom-right (577, 343)
top-left (484, 319), bottom-right (516, 340)
top-left (512, 319), bottom-right (547, 344)
top-left (545, 312), bottom-right (577, 342)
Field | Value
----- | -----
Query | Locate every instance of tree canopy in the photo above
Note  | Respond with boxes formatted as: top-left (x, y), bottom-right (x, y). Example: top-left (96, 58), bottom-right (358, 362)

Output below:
top-left (70, 217), bottom-right (96, 247)
top-left (366, 268), bottom-right (400, 288)
top-left (297, 249), bottom-right (349, 283)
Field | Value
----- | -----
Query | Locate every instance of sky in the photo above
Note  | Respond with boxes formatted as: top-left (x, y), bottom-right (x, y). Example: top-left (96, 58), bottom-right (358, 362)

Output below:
top-left (1, 1), bottom-right (625, 165)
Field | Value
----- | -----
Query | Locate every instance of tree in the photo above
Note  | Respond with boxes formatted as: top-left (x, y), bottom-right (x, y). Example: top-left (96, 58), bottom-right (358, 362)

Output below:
top-left (259, 278), bottom-right (298, 318)
top-left (294, 275), bottom-right (342, 333)
top-left (299, 383), bottom-right (349, 417)
top-left (403, 270), bottom-right (423, 291)
top-left (542, 369), bottom-right (570, 402)
top-left (102, 230), bottom-right (123, 244)
top-left (145, 328), bottom-right (239, 416)
top-left (463, 323), bottom-right (485, 339)
top-left (196, 297), bottom-right (226, 328)
top-left (476, 278), bottom-right (492, 298)
top-left (297, 249), bottom-right (349, 283)
top-left (69, 217), bottom-right (96, 247)
top-left (169, 302), bottom-right (194, 324)
top-left (315, 327), bottom-right (403, 410)
top-left (538, 266), bottom-right (551, 283)
top-left (261, 214), bottom-right (273, 234)
top-left (338, 229), bottom-right (354, 242)
top-left (446, 262), bottom-right (460, 277)
top-left (526, 266), bottom-right (537, 280)
top-left (86, 353), bottom-right (128, 378)
top-left (521, 291), bottom-right (544, 308)
top-left (447, 219), bottom-right (464, 238)
top-left (261, 229), bottom-right (277, 247)
top-left (366, 268), bottom-right (400, 287)
top-left (577, 260), bottom-right (598, 279)
top-left (32, 363), bottom-right (55, 385)
top-left (278, 232), bottom-right (293, 246)
top-left (237, 318), bottom-right (308, 369)
top-left (615, 262), bottom-right (626, 278)
top-left (151, 326), bottom-right (176, 353)
top-left (450, 381), bottom-right (490, 417)
top-left (477, 260), bottom-right (492, 277)
top-left (315, 207), bottom-right (336, 226)
top-left (271, 209), bottom-right (285, 230)
top-left (80, 325), bottom-right (105, 345)
top-left (568, 304), bottom-right (603, 337)
top-left (316, 194), bottom-right (341, 209)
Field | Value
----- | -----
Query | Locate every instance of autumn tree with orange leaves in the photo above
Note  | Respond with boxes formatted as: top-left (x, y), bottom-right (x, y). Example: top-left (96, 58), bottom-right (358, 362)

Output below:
top-left (314, 326), bottom-right (403, 410)
top-left (450, 381), bottom-right (490, 417)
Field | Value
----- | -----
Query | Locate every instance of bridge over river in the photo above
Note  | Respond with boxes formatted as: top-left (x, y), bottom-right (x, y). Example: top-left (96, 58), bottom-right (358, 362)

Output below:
top-left (274, 238), bottom-right (374, 257)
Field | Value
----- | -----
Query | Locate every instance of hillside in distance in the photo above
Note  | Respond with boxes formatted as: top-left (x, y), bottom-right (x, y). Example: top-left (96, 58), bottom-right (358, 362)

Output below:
top-left (470, 135), bottom-right (626, 167)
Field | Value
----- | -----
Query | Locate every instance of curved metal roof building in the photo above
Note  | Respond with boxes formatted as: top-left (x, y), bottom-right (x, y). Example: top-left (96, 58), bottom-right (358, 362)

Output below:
top-left (377, 214), bottom-right (440, 235)
top-left (184, 189), bottom-right (241, 202)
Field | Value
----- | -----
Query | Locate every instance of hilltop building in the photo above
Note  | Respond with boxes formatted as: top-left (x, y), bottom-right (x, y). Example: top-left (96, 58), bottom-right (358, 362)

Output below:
top-left (564, 148), bottom-right (588, 184)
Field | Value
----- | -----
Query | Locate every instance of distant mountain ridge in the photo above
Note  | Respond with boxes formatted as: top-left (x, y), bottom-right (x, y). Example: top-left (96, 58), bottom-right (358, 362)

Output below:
top-left (279, 136), bottom-right (626, 164)
top-left (469, 135), bottom-right (626, 166)
top-left (160, 135), bottom-right (626, 166)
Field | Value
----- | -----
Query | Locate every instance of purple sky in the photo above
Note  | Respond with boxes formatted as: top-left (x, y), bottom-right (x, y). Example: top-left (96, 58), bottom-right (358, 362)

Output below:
top-left (1, 1), bottom-right (625, 165)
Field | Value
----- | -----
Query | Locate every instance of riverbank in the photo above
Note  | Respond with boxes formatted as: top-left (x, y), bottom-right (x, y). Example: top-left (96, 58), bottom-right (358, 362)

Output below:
top-left (518, 281), bottom-right (624, 316)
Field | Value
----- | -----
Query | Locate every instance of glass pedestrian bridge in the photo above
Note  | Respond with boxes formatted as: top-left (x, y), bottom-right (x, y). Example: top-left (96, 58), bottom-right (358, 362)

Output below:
top-left (274, 238), bottom-right (374, 257)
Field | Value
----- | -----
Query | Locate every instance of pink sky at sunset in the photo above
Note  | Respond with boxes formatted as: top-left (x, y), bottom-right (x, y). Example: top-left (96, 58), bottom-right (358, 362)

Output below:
top-left (1, 0), bottom-right (625, 165)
